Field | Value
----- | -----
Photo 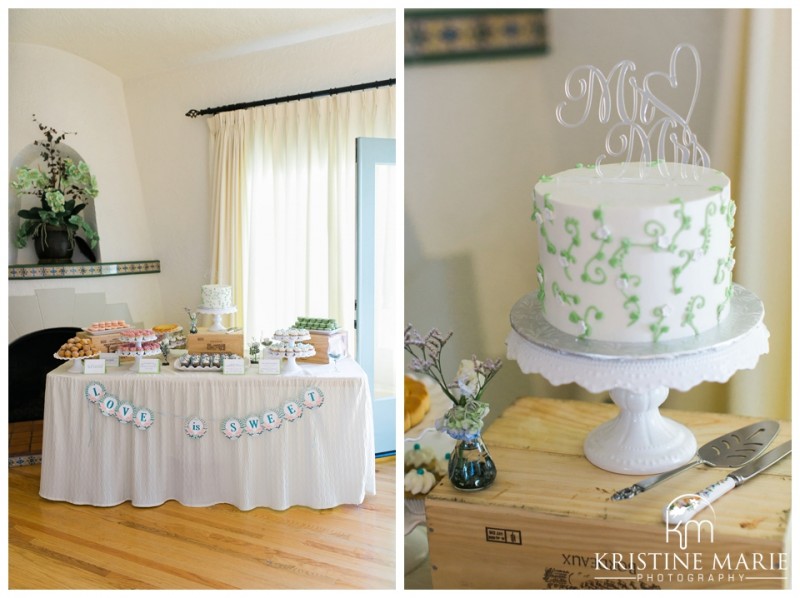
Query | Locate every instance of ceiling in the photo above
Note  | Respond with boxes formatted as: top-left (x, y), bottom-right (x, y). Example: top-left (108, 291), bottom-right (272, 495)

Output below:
top-left (8, 8), bottom-right (396, 81)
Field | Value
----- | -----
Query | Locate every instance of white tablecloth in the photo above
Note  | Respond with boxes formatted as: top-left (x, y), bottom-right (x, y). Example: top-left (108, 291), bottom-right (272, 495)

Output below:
top-left (39, 358), bottom-right (376, 510)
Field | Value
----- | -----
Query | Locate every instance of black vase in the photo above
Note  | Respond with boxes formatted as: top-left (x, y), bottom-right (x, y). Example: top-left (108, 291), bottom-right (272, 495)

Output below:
top-left (34, 226), bottom-right (73, 264)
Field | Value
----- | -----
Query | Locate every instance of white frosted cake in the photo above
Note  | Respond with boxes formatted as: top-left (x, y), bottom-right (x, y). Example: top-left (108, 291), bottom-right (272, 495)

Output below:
top-left (533, 162), bottom-right (735, 343)
top-left (201, 284), bottom-right (232, 309)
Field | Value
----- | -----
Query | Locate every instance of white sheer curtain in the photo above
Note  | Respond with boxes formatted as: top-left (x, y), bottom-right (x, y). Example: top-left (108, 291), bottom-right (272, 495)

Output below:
top-left (209, 86), bottom-right (395, 344)
top-left (709, 10), bottom-right (791, 419)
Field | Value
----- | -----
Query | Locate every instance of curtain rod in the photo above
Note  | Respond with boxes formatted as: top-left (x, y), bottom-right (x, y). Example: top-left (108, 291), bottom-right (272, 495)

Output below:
top-left (185, 77), bottom-right (396, 118)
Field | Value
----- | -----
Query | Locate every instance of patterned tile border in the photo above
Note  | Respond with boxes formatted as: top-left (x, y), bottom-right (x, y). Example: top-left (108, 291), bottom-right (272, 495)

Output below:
top-left (9, 454), bottom-right (42, 468)
top-left (9, 260), bottom-right (160, 280)
top-left (405, 9), bottom-right (548, 64)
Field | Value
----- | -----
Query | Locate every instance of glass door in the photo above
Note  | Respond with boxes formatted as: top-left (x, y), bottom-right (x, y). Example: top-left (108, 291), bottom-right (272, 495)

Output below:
top-left (355, 137), bottom-right (397, 456)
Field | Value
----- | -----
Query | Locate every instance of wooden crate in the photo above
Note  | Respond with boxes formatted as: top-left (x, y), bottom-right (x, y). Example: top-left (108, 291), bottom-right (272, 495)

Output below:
top-left (298, 330), bottom-right (348, 364)
top-left (76, 331), bottom-right (125, 355)
top-left (186, 328), bottom-right (244, 355)
top-left (425, 398), bottom-right (791, 590)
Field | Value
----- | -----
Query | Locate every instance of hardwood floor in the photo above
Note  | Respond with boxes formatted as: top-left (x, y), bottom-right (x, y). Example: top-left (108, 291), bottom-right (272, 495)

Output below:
top-left (8, 458), bottom-right (396, 589)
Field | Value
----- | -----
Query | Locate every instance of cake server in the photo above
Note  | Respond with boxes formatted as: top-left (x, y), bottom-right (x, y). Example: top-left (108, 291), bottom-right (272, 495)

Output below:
top-left (663, 440), bottom-right (791, 524)
top-left (611, 420), bottom-right (779, 501)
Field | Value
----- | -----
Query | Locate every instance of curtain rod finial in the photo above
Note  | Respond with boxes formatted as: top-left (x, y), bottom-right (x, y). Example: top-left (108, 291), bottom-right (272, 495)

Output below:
top-left (186, 109), bottom-right (200, 118)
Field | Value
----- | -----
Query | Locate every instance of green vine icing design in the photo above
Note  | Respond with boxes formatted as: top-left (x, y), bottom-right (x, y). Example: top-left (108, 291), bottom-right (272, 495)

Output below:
top-left (649, 305), bottom-right (671, 342)
top-left (539, 174), bottom-right (553, 183)
top-left (575, 163), bottom-right (596, 169)
top-left (569, 305), bottom-right (603, 340)
top-left (642, 220), bottom-right (669, 251)
top-left (536, 264), bottom-right (545, 304)
top-left (608, 238), bottom-right (641, 325)
top-left (717, 284), bottom-right (734, 322)
top-left (668, 197), bottom-right (691, 251)
top-left (700, 202), bottom-right (717, 255)
top-left (671, 249), bottom-right (695, 295)
top-left (552, 281), bottom-right (579, 306)
top-left (681, 295), bottom-right (706, 335)
top-left (714, 247), bottom-right (735, 284)
top-left (532, 194), bottom-right (557, 255)
top-left (581, 206), bottom-right (611, 284)
top-left (559, 217), bottom-right (581, 280)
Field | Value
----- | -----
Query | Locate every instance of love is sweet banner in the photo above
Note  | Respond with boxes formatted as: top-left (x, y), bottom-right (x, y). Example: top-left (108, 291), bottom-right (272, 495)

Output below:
top-left (84, 381), bottom-right (325, 440)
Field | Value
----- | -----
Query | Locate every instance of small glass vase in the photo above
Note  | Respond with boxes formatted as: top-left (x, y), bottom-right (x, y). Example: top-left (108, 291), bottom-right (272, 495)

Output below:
top-left (448, 435), bottom-right (497, 491)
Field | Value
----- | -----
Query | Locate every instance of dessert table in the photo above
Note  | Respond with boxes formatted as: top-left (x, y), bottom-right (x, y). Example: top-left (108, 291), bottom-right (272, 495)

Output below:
top-left (39, 357), bottom-right (375, 511)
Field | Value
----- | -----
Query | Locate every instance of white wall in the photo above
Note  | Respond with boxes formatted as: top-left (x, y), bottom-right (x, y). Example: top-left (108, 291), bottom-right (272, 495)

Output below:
top-left (124, 22), bottom-right (396, 331)
top-left (8, 43), bottom-right (163, 325)
top-left (8, 20), bottom-right (395, 335)
top-left (405, 9), bottom-right (740, 420)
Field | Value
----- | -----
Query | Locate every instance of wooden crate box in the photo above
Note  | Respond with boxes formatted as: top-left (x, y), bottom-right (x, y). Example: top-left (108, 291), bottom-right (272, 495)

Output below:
top-left (186, 328), bottom-right (244, 355)
top-left (299, 330), bottom-right (348, 364)
top-left (76, 331), bottom-right (125, 355)
top-left (425, 398), bottom-right (790, 590)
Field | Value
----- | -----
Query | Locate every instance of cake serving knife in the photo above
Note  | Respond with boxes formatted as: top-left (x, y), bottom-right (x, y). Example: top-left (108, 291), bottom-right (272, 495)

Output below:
top-left (663, 440), bottom-right (791, 524)
top-left (611, 420), bottom-right (779, 501)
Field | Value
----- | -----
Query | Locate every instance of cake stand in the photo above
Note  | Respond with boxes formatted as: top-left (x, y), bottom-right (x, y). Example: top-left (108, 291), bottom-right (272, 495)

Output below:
top-left (54, 352), bottom-right (100, 373)
top-left (269, 329), bottom-right (315, 374)
top-left (117, 332), bottom-right (160, 372)
top-left (507, 284), bottom-right (769, 475)
top-left (196, 306), bottom-right (237, 332)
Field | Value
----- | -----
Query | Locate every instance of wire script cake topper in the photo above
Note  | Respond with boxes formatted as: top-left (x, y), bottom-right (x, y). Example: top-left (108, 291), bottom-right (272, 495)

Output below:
top-left (556, 43), bottom-right (710, 180)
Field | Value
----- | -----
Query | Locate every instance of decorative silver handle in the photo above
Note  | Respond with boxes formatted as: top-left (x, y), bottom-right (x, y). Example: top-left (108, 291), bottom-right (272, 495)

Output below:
top-left (663, 477), bottom-right (736, 524)
top-left (611, 458), bottom-right (701, 501)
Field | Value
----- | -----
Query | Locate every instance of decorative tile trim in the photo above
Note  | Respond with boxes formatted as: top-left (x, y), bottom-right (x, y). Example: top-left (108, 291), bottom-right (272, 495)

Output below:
top-left (405, 9), bottom-right (548, 64)
top-left (9, 260), bottom-right (160, 280)
top-left (9, 454), bottom-right (42, 468)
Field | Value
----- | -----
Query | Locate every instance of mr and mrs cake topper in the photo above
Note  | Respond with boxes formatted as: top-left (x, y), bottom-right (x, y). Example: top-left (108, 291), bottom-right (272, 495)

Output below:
top-left (555, 43), bottom-right (711, 181)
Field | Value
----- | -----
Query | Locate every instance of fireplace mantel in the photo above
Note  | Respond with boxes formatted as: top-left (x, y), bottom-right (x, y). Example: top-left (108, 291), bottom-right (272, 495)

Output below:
top-left (9, 260), bottom-right (160, 280)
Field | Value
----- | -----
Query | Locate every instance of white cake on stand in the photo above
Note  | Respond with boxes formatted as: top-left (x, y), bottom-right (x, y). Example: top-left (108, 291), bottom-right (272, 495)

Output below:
top-left (196, 284), bottom-right (237, 332)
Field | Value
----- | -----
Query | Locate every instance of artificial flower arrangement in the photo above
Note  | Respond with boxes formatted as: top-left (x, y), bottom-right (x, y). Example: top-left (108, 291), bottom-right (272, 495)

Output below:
top-left (404, 325), bottom-right (502, 441)
top-left (12, 115), bottom-right (100, 258)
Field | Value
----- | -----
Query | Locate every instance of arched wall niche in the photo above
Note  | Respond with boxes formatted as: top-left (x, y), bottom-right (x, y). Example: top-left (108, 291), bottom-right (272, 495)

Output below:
top-left (8, 141), bottom-right (101, 265)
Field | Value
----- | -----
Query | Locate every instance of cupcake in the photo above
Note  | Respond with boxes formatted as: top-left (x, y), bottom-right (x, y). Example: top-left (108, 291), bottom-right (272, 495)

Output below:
top-left (404, 468), bottom-right (437, 499)
top-left (404, 443), bottom-right (438, 473)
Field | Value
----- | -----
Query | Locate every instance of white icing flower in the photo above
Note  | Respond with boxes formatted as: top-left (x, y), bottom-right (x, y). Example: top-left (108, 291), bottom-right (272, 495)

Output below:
top-left (615, 277), bottom-right (629, 290)
top-left (595, 225), bottom-right (611, 240)
top-left (657, 235), bottom-right (671, 250)
top-left (543, 208), bottom-right (555, 223)
top-left (579, 320), bottom-right (589, 335)
top-left (404, 468), bottom-right (436, 495)
top-left (559, 255), bottom-right (569, 268)
top-left (661, 305), bottom-right (673, 317)
top-left (556, 293), bottom-right (566, 305)
top-left (535, 212), bottom-right (544, 225)
top-left (537, 270), bottom-right (544, 284)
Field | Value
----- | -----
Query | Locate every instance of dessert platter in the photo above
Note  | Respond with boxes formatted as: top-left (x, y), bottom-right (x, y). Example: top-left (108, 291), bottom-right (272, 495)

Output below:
top-left (54, 335), bottom-right (100, 373)
top-left (83, 320), bottom-right (130, 335)
top-left (116, 329), bottom-right (160, 371)
top-left (196, 284), bottom-right (237, 332)
top-left (153, 323), bottom-right (186, 349)
top-left (508, 43), bottom-right (769, 475)
top-left (267, 327), bottom-right (316, 374)
top-left (293, 316), bottom-right (340, 334)
top-left (173, 352), bottom-right (244, 372)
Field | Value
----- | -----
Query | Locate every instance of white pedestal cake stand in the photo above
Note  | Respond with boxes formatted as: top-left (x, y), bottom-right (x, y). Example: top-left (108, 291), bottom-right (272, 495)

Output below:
top-left (507, 284), bottom-right (769, 475)
top-left (196, 306), bottom-right (237, 332)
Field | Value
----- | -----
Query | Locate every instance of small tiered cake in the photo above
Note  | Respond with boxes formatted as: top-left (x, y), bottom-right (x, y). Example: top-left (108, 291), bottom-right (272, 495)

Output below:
top-left (533, 162), bottom-right (735, 343)
top-left (201, 284), bottom-right (232, 309)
